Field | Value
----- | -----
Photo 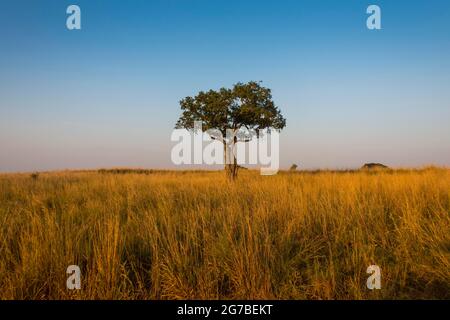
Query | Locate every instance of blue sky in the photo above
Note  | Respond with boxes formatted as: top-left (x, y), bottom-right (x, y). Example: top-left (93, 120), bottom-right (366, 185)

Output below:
top-left (0, 0), bottom-right (449, 172)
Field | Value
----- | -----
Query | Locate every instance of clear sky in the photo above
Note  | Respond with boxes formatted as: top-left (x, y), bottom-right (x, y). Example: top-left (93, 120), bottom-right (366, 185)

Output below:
top-left (1, 0), bottom-right (449, 172)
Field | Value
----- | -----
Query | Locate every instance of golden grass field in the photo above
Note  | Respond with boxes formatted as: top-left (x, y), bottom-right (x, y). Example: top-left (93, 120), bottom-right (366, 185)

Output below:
top-left (0, 168), bottom-right (449, 299)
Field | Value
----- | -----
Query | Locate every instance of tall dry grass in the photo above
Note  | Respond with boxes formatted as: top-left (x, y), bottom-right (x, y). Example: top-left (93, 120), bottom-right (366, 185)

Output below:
top-left (0, 168), bottom-right (449, 299)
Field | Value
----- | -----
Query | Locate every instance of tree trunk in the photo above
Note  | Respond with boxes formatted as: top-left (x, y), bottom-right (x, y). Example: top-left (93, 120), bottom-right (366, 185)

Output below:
top-left (224, 141), bottom-right (238, 181)
top-left (231, 153), bottom-right (238, 179)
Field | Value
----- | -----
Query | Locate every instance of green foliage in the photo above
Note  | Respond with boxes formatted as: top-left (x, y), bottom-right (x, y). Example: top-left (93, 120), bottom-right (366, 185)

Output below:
top-left (176, 81), bottom-right (286, 139)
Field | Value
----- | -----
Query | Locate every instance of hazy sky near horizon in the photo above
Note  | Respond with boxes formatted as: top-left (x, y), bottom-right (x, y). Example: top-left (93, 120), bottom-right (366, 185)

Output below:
top-left (1, 0), bottom-right (450, 172)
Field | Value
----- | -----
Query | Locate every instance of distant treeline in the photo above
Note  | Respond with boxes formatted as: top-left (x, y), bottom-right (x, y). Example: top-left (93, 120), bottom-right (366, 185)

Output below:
top-left (98, 168), bottom-right (156, 175)
top-left (97, 168), bottom-right (219, 175)
top-left (95, 167), bottom-right (447, 176)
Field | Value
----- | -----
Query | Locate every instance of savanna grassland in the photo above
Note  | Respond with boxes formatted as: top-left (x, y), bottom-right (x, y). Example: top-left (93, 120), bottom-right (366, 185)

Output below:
top-left (0, 168), bottom-right (449, 300)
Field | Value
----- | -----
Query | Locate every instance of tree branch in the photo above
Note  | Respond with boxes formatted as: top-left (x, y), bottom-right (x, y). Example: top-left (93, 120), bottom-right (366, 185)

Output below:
top-left (209, 135), bottom-right (225, 144)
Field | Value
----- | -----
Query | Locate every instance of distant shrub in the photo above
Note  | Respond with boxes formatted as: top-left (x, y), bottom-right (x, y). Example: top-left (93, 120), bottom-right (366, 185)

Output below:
top-left (361, 163), bottom-right (389, 170)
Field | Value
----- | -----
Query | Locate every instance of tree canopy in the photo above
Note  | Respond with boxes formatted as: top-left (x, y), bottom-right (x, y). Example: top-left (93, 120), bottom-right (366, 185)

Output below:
top-left (176, 81), bottom-right (285, 135)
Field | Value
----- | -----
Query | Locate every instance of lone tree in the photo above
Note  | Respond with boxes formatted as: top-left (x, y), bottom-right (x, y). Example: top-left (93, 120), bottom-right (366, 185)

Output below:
top-left (175, 81), bottom-right (286, 180)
